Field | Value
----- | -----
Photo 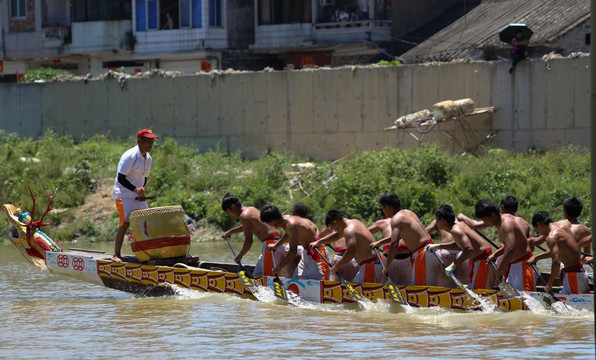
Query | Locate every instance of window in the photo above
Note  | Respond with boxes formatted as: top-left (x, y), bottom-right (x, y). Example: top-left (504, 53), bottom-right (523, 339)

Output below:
top-left (136, 0), bottom-right (202, 31)
top-left (10, 0), bottom-right (26, 18)
top-left (72, 0), bottom-right (132, 21)
top-left (180, 0), bottom-right (191, 27)
top-left (209, 0), bottom-right (222, 26)
top-left (258, 0), bottom-right (311, 25)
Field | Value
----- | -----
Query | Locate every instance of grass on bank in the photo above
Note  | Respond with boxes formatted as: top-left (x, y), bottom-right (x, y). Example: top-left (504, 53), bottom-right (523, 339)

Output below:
top-left (0, 130), bottom-right (590, 243)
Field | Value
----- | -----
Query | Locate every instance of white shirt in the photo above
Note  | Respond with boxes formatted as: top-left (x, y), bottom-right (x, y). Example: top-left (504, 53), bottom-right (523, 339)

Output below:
top-left (113, 145), bottom-right (152, 200)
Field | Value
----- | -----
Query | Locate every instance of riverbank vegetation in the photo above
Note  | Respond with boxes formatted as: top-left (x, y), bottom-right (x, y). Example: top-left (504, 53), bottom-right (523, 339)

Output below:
top-left (0, 130), bottom-right (590, 243)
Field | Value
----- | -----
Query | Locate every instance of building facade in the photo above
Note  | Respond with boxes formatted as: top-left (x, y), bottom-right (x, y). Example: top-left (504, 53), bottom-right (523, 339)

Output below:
top-left (0, 0), bottom-right (398, 82)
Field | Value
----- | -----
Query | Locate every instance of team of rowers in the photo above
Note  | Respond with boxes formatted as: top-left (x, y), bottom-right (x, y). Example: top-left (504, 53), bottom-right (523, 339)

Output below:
top-left (221, 193), bottom-right (593, 295)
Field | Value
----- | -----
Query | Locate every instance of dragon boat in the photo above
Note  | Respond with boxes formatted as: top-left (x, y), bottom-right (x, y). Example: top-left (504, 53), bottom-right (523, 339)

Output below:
top-left (2, 193), bottom-right (593, 312)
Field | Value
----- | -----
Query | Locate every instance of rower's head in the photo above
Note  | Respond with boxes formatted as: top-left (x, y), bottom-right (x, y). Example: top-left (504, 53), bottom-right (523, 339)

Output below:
top-left (531, 210), bottom-right (554, 236)
top-left (434, 205), bottom-right (455, 229)
top-left (325, 210), bottom-right (348, 232)
top-left (379, 192), bottom-right (401, 217)
top-left (292, 202), bottom-right (309, 218)
top-left (475, 199), bottom-right (500, 226)
top-left (563, 196), bottom-right (583, 220)
top-left (260, 204), bottom-right (284, 228)
top-left (222, 193), bottom-right (242, 218)
top-left (500, 195), bottom-right (518, 215)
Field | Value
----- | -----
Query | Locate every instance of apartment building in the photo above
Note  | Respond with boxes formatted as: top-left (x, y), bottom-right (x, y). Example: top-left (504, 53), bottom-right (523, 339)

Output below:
top-left (0, 0), bottom-right (401, 82)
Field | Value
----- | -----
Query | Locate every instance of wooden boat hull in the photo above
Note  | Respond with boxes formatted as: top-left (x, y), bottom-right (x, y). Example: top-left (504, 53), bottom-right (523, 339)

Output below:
top-left (43, 249), bottom-right (594, 311)
top-left (3, 202), bottom-right (592, 311)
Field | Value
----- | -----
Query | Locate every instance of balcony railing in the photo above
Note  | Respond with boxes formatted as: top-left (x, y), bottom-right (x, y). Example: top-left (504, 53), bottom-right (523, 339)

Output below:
top-left (43, 26), bottom-right (71, 41)
top-left (314, 20), bottom-right (391, 30)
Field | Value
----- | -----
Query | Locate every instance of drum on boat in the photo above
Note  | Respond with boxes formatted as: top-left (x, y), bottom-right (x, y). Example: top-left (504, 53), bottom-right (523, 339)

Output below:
top-left (129, 206), bottom-right (191, 262)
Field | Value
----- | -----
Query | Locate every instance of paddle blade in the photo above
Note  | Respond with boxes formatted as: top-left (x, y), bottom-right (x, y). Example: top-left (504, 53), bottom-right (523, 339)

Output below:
top-left (236, 264), bottom-right (254, 278)
top-left (386, 279), bottom-right (408, 306)
top-left (498, 280), bottom-right (520, 298)
top-left (273, 276), bottom-right (288, 301)
top-left (238, 270), bottom-right (257, 293)
top-left (342, 278), bottom-right (369, 306)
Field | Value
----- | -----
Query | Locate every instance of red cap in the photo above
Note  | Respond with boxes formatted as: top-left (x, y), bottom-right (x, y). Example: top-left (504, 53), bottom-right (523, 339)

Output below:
top-left (137, 129), bottom-right (160, 140)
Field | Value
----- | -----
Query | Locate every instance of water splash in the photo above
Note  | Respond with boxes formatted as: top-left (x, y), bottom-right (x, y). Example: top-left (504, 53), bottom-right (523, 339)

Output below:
top-left (521, 292), bottom-right (594, 319)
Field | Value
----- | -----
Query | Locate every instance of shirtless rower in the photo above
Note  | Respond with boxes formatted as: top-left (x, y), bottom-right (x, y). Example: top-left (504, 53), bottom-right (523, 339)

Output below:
top-left (310, 210), bottom-right (381, 283)
top-left (221, 194), bottom-right (285, 276)
top-left (262, 204), bottom-right (329, 280)
top-left (294, 205), bottom-right (358, 281)
top-left (425, 218), bottom-right (469, 287)
top-left (459, 195), bottom-right (531, 267)
top-left (426, 205), bottom-right (494, 289)
top-left (528, 197), bottom-right (592, 263)
top-left (368, 193), bottom-right (412, 284)
top-left (562, 197), bottom-right (591, 260)
top-left (531, 211), bottom-right (589, 294)
top-left (474, 199), bottom-right (535, 291)
top-left (370, 193), bottom-right (436, 286)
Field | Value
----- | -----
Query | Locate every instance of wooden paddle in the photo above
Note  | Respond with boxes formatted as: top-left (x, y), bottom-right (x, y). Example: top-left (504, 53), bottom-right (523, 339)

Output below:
top-left (530, 262), bottom-right (572, 312)
top-left (530, 263), bottom-right (564, 303)
top-left (223, 236), bottom-right (258, 293)
top-left (373, 248), bottom-right (408, 306)
top-left (487, 260), bottom-right (520, 297)
top-left (427, 247), bottom-right (483, 305)
top-left (313, 247), bottom-right (370, 307)
top-left (269, 249), bottom-right (289, 302)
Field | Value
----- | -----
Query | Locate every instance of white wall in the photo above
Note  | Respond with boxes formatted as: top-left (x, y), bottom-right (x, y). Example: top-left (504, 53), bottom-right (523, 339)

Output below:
top-left (0, 57), bottom-right (590, 160)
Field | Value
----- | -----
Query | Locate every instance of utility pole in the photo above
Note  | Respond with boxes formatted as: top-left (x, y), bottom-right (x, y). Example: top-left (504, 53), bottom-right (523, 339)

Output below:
top-left (590, 0), bottom-right (596, 324)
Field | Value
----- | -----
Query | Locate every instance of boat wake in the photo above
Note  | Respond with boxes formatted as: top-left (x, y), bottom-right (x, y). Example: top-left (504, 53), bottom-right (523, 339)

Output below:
top-left (520, 292), bottom-right (593, 319)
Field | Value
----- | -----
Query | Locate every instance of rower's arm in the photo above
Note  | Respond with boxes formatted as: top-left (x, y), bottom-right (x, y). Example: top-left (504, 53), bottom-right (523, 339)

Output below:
top-left (236, 219), bottom-right (254, 259)
top-left (224, 224), bottom-right (244, 238)
top-left (457, 213), bottom-right (489, 229)
top-left (371, 236), bottom-right (391, 249)
top-left (528, 251), bottom-right (551, 264)
top-left (425, 219), bottom-right (437, 234)
top-left (452, 232), bottom-right (474, 267)
top-left (331, 236), bottom-right (356, 271)
top-left (496, 223), bottom-right (516, 275)
top-left (272, 232), bottom-right (289, 250)
top-left (312, 231), bottom-right (341, 248)
top-left (546, 236), bottom-right (561, 292)
top-left (528, 235), bottom-right (546, 247)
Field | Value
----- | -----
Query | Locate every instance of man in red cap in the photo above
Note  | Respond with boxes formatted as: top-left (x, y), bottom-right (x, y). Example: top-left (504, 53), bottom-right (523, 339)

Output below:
top-left (111, 129), bottom-right (159, 262)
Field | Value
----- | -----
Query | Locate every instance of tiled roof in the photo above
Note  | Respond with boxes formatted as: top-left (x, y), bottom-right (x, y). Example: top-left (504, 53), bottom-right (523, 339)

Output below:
top-left (401, 0), bottom-right (590, 63)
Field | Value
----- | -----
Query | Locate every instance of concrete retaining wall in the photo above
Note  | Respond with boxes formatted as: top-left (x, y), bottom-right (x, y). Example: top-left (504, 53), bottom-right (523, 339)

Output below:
top-left (0, 56), bottom-right (590, 160)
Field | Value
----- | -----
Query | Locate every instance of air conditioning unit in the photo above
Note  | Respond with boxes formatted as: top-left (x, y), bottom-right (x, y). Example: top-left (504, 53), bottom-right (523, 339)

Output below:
top-left (319, 0), bottom-right (336, 6)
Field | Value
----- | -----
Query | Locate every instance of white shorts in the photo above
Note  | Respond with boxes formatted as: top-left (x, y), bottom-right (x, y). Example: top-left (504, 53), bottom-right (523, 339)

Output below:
top-left (297, 247), bottom-right (327, 280)
top-left (353, 261), bottom-right (384, 283)
top-left (115, 198), bottom-right (148, 226)
top-left (435, 249), bottom-right (470, 288)
top-left (561, 269), bottom-right (590, 294)
top-left (329, 253), bottom-right (359, 282)
top-left (386, 256), bottom-right (413, 285)
top-left (253, 241), bottom-right (288, 276)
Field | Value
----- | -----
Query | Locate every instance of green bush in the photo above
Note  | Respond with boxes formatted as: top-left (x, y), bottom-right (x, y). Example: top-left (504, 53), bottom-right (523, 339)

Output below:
top-left (0, 131), bottom-right (591, 244)
top-left (20, 67), bottom-right (73, 83)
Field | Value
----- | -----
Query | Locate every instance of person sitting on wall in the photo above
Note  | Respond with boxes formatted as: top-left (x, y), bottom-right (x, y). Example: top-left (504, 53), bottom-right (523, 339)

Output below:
top-left (509, 30), bottom-right (529, 73)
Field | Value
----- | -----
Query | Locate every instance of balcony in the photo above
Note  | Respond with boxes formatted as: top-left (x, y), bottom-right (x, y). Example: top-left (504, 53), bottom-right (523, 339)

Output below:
top-left (133, 27), bottom-right (226, 54)
top-left (66, 20), bottom-right (132, 54)
top-left (251, 23), bottom-right (314, 50)
top-left (314, 19), bottom-right (391, 43)
top-left (4, 27), bottom-right (70, 58)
